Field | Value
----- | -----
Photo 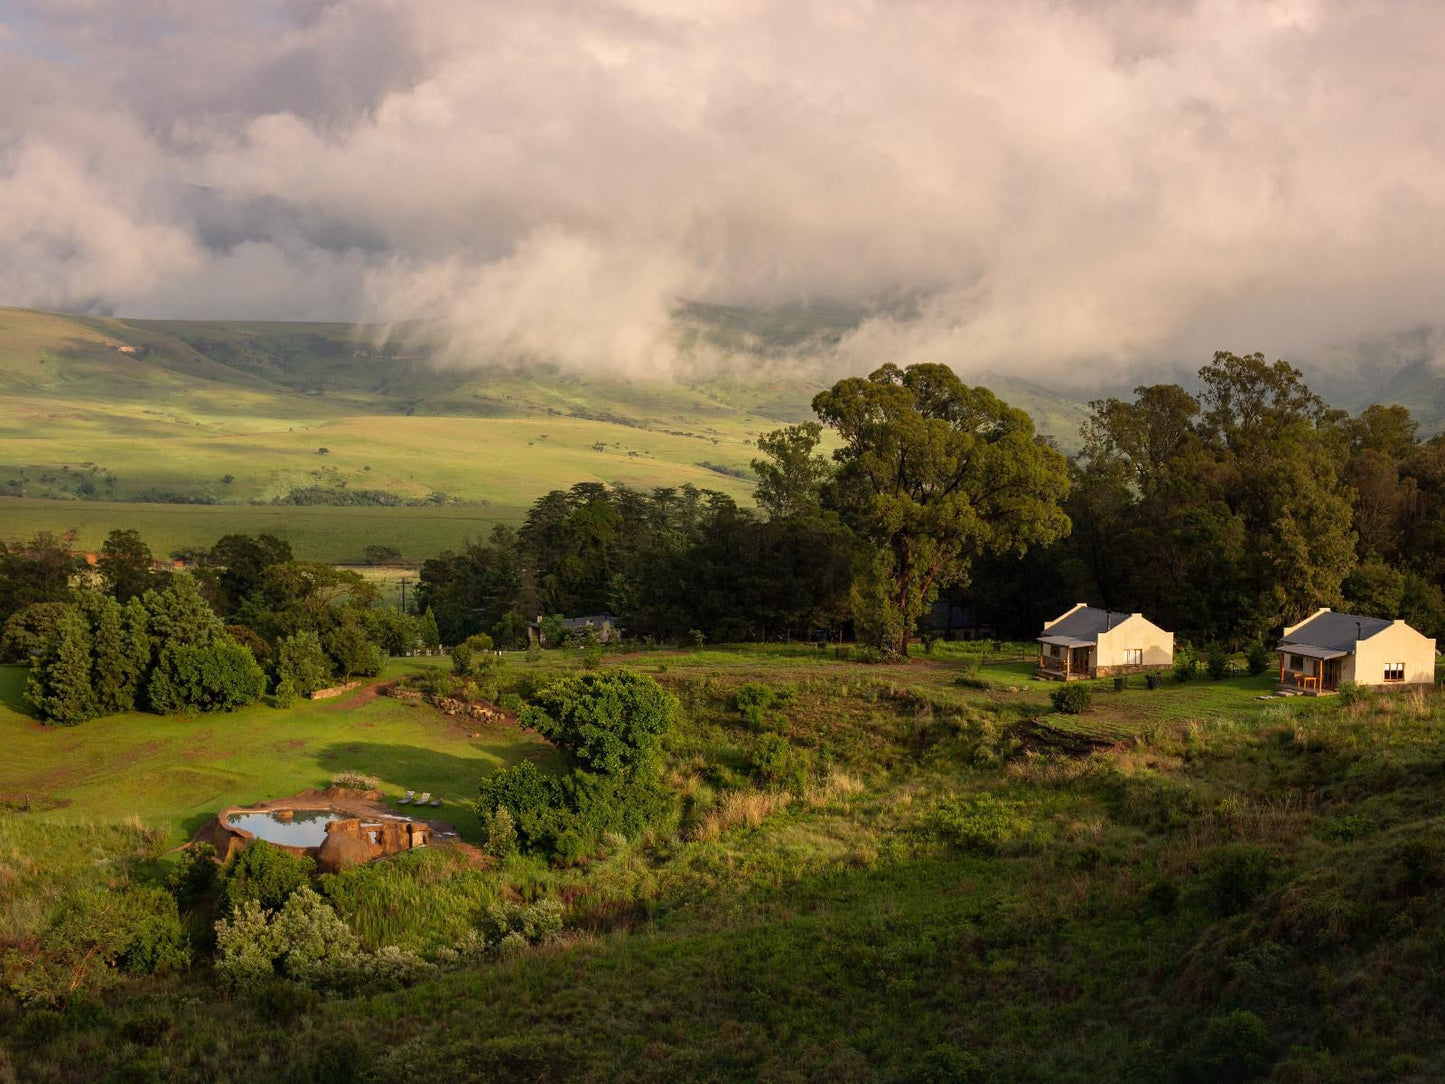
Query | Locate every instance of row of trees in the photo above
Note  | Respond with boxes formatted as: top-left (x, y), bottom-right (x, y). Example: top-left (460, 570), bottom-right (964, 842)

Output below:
top-left (420, 355), bottom-right (1445, 653)
top-left (2, 530), bottom-right (444, 724)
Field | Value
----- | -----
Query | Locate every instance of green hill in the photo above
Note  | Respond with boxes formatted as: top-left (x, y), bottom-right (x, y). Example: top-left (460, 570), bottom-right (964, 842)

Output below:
top-left (0, 305), bottom-right (1091, 558)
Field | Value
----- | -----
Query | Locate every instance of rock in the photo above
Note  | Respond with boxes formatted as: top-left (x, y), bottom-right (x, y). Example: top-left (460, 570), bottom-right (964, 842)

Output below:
top-left (316, 830), bottom-right (372, 873)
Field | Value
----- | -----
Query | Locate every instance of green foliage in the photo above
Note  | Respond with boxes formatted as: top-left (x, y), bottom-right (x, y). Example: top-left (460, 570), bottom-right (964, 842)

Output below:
top-left (735, 681), bottom-right (778, 729)
top-left (1174, 1010), bottom-right (1274, 1082)
top-left (143, 573), bottom-right (224, 648)
top-left (520, 669), bottom-right (677, 778)
top-left (25, 607), bottom-right (98, 724)
top-left (1337, 680), bottom-right (1368, 706)
top-left (362, 544), bottom-right (401, 565)
top-left (1206, 643), bottom-right (1229, 680)
top-left (1173, 646), bottom-right (1197, 682)
top-left (1244, 641), bottom-right (1272, 676)
top-left (275, 630), bottom-right (333, 699)
top-left (1049, 683), bottom-right (1092, 715)
top-left (324, 613), bottom-right (384, 679)
top-left (0, 601), bottom-right (71, 663)
top-left (752, 732), bottom-right (812, 793)
top-left (360, 607), bottom-right (419, 656)
top-left (923, 793), bottom-right (1033, 855)
top-left (167, 843), bottom-right (218, 911)
top-left (751, 421), bottom-right (833, 519)
top-left (1203, 844), bottom-right (1276, 917)
top-left (814, 362), bottom-right (1071, 655)
top-left (222, 842), bottom-right (315, 914)
top-left (98, 528), bottom-right (156, 603)
top-left (419, 607), bottom-right (442, 651)
top-left (479, 804), bottom-right (519, 859)
top-left (368, 1033), bottom-right (576, 1083)
top-left (147, 639), bottom-right (266, 713)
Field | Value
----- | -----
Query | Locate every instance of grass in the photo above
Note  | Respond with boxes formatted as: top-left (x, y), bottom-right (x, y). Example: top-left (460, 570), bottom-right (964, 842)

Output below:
top-left (7, 642), bottom-right (1445, 1082)
top-left (0, 657), bottom-right (559, 844)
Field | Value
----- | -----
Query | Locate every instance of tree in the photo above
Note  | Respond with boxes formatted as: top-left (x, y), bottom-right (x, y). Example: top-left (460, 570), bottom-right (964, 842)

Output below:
top-left (751, 422), bottom-right (833, 519)
top-left (144, 574), bottom-right (225, 649)
top-left (520, 669), bottom-right (677, 779)
top-left (25, 608), bottom-right (99, 725)
top-left (362, 544), bottom-right (402, 565)
top-left (147, 640), bottom-right (266, 713)
top-left (204, 534), bottom-right (294, 613)
top-left (419, 608), bottom-right (441, 653)
top-left (813, 363), bottom-right (1071, 655)
top-left (275, 630), bottom-right (334, 699)
top-left (98, 528), bottom-right (155, 602)
top-left (1, 601), bottom-right (72, 663)
top-left (82, 593), bottom-right (147, 714)
top-left (324, 613), bottom-right (383, 679)
top-left (0, 532), bottom-right (82, 624)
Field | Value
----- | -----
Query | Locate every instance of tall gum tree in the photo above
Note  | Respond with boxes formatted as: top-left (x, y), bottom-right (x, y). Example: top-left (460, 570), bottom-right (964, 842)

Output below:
top-left (813, 363), bottom-right (1071, 656)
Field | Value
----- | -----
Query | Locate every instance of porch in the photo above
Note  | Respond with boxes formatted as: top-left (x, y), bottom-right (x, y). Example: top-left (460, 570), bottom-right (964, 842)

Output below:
top-left (1276, 646), bottom-right (1346, 696)
top-left (1037, 637), bottom-right (1094, 681)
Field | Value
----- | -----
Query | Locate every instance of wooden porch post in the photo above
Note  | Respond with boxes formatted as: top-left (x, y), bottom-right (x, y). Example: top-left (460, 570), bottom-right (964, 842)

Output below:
top-left (1279, 653), bottom-right (1284, 683)
top-left (1065, 649), bottom-right (1071, 681)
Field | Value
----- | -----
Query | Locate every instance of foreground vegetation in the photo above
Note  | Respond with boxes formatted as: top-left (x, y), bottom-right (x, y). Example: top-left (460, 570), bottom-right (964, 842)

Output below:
top-left (5, 640), bottom-right (1445, 1082)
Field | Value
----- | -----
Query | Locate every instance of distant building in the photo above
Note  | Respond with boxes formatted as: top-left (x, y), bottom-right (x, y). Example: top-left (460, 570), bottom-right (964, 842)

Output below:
top-left (1037, 604), bottom-right (1174, 681)
top-left (918, 600), bottom-right (995, 642)
top-left (527, 613), bottom-right (620, 647)
top-left (1276, 608), bottom-right (1437, 694)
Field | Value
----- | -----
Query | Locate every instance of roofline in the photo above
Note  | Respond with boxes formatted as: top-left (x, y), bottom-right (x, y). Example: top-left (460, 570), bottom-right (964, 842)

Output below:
top-left (1282, 606), bottom-right (1334, 639)
top-left (1042, 602), bottom-right (1090, 632)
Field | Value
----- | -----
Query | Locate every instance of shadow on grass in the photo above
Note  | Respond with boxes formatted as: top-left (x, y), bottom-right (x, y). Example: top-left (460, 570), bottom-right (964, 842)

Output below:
top-left (0, 664), bottom-right (36, 717)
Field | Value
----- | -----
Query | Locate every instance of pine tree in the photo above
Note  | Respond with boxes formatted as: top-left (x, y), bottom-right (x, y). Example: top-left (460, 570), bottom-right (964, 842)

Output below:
top-left (26, 608), bottom-right (99, 725)
top-left (87, 594), bottom-right (141, 713)
top-left (420, 607), bottom-right (441, 654)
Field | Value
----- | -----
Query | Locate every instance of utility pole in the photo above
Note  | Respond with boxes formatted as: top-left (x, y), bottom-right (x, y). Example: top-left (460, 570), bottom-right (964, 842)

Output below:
top-left (399, 576), bottom-right (409, 614)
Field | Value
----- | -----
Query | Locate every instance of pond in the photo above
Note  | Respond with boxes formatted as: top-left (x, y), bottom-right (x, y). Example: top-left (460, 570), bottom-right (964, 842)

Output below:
top-left (226, 809), bottom-right (344, 848)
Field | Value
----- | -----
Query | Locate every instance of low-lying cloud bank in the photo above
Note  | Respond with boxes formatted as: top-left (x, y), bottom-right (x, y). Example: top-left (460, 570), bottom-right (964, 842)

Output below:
top-left (3, 1), bottom-right (1445, 385)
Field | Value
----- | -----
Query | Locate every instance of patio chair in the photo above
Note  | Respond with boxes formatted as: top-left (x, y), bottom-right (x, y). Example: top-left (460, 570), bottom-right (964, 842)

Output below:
top-left (428, 796), bottom-right (442, 807)
top-left (397, 790), bottom-right (414, 805)
top-left (414, 792), bottom-right (432, 806)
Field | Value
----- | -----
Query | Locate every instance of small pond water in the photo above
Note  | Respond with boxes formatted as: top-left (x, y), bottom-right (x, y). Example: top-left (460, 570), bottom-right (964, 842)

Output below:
top-left (226, 810), bottom-right (343, 848)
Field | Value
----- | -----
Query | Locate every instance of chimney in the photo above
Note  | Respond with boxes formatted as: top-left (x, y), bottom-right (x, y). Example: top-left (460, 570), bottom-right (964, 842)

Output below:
top-left (1356, 621), bottom-right (1362, 642)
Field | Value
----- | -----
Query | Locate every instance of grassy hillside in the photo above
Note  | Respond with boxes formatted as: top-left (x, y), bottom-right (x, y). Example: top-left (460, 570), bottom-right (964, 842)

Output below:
top-left (5, 646), bottom-right (1445, 1081)
top-left (0, 305), bottom-right (1091, 560)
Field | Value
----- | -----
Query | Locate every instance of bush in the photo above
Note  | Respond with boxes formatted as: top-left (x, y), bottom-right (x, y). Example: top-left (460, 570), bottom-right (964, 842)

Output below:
top-left (1174, 1010), bottom-right (1273, 1082)
top-left (222, 842), bottom-right (315, 914)
top-left (736, 682), bottom-right (777, 729)
top-left (1245, 641), bottom-right (1272, 676)
top-left (1206, 644), bottom-right (1229, 680)
top-left (924, 793), bottom-right (1033, 855)
top-left (520, 669), bottom-right (677, 779)
top-left (1173, 647), bottom-right (1197, 683)
top-left (147, 640), bottom-right (266, 713)
top-left (167, 843), bottom-right (218, 910)
top-left (331, 771), bottom-right (379, 791)
top-left (1203, 844), bottom-right (1275, 916)
top-left (275, 630), bottom-right (333, 700)
top-left (1050, 683), bottom-right (1092, 715)
top-left (1337, 680), bottom-right (1368, 706)
top-left (479, 805), bottom-right (519, 859)
top-left (498, 692), bottom-right (524, 712)
top-left (752, 732), bottom-right (812, 794)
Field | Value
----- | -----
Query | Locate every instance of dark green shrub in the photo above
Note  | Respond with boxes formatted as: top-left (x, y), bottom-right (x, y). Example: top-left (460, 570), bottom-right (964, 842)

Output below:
top-left (1206, 644), bottom-right (1229, 680)
top-left (1146, 878), bottom-right (1180, 917)
top-left (736, 681), bottom-right (777, 729)
top-left (168, 843), bottom-right (218, 910)
top-left (924, 793), bottom-right (1032, 855)
top-left (147, 640), bottom-right (266, 713)
top-left (121, 1010), bottom-right (175, 1046)
top-left (1173, 647), bottom-right (1196, 683)
top-left (1050, 683), bottom-right (1092, 715)
top-left (1337, 680), bottom-right (1367, 706)
top-left (520, 669), bottom-right (677, 778)
top-left (1245, 641), bottom-right (1272, 676)
top-left (1174, 1010), bottom-right (1273, 1082)
top-left (222, 842), bottom-right (315, 913)
top-left (275, 630), bottom-right (333, 700)
top-left (498, 692), bottom-right (524, 712)
top-left (752, 732), bottom-right (812, 793)
top-left (911, 1044), bottom-right (985, 1084)
top-left (1203, 844), bottom-right (1275, 916)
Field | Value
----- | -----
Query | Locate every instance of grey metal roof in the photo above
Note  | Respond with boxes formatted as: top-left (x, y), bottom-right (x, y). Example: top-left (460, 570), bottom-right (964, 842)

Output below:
top-left (1278, 643), bottom-right (1349, 661)
top-left (1038, 606), bottom-right (1136, 644)
top-left (1280, 610), bottom-right (1392, 654)
top-left (1039, 634), bottom-right (1096, 648)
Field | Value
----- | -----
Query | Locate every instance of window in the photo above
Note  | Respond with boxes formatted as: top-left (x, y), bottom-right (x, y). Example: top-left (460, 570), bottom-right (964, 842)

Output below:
top-left (1384, 662), bottom-right (1405, 682)
top-left (1123, 648), bottom-right (1143, 665)
top-left (1289, 654), bottom-right (1305, 672)
top-left (1050, 645), bottom-right (1062, 658)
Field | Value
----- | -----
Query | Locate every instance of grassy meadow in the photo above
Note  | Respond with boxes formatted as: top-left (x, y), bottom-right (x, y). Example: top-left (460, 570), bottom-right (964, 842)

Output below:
top-left (0, 305), bottom-right (1095, 561)
top-left (11, 639), bottom-right (1445, 1081)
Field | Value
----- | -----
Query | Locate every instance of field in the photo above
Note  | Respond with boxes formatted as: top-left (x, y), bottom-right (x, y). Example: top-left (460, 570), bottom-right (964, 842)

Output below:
top-left (0, 657), bottom-right (558, 843)
top-left (7, 643), bottom-right (1445, 1081)
top-left (0, 305), bottom-right (1093, 560)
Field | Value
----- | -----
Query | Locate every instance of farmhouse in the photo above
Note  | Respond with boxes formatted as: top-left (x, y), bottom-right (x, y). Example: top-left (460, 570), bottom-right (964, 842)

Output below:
top-left (1276, 608), bottom-right (1437, 694)
top-left (1037, 604), bottom-right (1174, 681)
top-left (527, 612), bottom-right (620, 647)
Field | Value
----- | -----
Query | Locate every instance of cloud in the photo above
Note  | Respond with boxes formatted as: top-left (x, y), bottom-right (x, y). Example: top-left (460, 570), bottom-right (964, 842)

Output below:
top-left (1, 0), bottom-right (1445, 385)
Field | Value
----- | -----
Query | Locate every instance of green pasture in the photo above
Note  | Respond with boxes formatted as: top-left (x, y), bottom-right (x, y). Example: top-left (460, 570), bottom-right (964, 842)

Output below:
top-left (0, 658), bottom-right (559, 844)
top-left (0, 497), bottom-right (523, 562)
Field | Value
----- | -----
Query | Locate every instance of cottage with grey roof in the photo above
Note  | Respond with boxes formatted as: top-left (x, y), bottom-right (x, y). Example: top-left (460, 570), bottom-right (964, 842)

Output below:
top-left (1276, 608), bottom-right (1436, 695)
top-left (1036, 604), bottom-right (1174, 681)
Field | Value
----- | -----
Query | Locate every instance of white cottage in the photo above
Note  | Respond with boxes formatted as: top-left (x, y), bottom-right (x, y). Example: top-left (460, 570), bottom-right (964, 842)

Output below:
top-left (1277, 608), bottom-right (1437, 694)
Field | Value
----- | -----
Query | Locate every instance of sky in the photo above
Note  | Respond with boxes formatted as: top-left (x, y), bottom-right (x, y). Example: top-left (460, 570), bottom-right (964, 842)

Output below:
top-left (1, 0), bottom-right (1444, 384)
